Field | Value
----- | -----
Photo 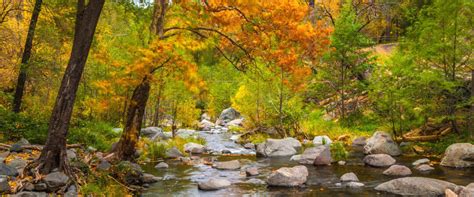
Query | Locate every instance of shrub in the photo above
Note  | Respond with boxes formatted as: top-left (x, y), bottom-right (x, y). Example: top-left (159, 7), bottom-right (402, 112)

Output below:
top-left (330, 142), bottom-right (348, 161)
top-left (0, 107), bottom-right (48, 144)
top-left (68, 120), bottom-right (120, 151)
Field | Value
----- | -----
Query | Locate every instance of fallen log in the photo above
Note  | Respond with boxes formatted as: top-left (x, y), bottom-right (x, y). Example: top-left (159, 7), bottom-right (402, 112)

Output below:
top-left (0, 143), bottom-right (83, 151)
top-left (399, 127), bottom-right (452, 142)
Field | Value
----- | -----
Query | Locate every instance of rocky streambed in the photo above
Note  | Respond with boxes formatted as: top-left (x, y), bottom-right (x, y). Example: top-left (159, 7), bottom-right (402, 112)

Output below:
top-left (140, 130), bottom-right (474, 197)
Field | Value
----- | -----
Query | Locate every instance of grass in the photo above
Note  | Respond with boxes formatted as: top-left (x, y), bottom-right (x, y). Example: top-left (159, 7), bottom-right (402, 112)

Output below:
top-left (301, 109), bottom-right (375, 140)
top-left (139, 136), bottom-right (207, 162)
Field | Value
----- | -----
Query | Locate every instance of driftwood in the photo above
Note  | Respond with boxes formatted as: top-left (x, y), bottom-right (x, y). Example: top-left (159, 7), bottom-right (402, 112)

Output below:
top-left (399, 127), bottom-right (452, 142)
top-left (0, 143), bottom-right (82, 151)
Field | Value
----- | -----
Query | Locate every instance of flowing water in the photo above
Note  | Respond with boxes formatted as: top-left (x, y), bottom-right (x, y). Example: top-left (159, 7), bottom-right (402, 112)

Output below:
top-left (141, 131), bottom-right (474, 197)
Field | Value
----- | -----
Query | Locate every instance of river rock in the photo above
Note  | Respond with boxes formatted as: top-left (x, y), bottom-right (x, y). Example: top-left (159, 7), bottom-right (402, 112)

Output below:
top-left (313, 135), bottom-right (332, 146)
top-left (243, 143), bottom-right (255, 149)
top-left (383, 165), bottom-right (412, 176)
top-left (0, 163), bottom-right (18, 177)
top-left (245, 178), bottom-right (266, 185)
top-left (412, 158), bottom-right (430, 166)
top-left (216, 107), bottom-right (241, 126)
top-left (10, 143), bottom-right (23, 153)
top-left (117, 161), bottom-right (144, 185)
top-left (440, 143), bottom-right (474, 168)
top-left (352, 137), bottom-right (366, 146)
top-left (66, 150), bottom-right (77, 161)
top-left (459, 183), bottom-right (474, 197)
top-left (12, 192), bottom-right (48, 197)
top-left (340, 172), bottom-right (359, 182)
top-left (215, 160), bottom-right (240, 170)
top-left (142, 173), bottom-right (161, 183)
top-left (184, 143), bottom-right (204, 154)
top-left (375, 177), bottom-right (458, 196)
top-left (198, 178), bottom-right (231, 190)
top-left (256, 138), bottom-right (301, 157)
top-left (346, 182), bottom-right (365, 188)
top-left (314, 145), bottom-right (332, 166)
top-left (267, 165), bottom-right (308, 187)
top-left (0, 177), bottom-right (9, 192)
top-left (226, 118), bottom-right (244, 127)
top-left (245, 167), bottom-right (259, 176)
top-left (199, 119), bottom-right (215, 131)
top-left (295, 146), bottom-right (328, 164)
top-left (363, 154), bottom-right (396, 167)
top-left (141, 127), bottom-right (166, 140)
top-left (17, 138), bottom-right (30, 146)
top-left (44, 172), bottom-right (70, 189)
top-left (34, 183), bottom-right (47, 191)
top-left (175, 129), bottom-right (196, 138)
top-left (155, 162), bottom-right (169, 169)
top-left (201, 113), bottom-right (211, 121)
top-left (97, 159), bottom-right (111, 171)
top-left (166, 147), bottom-right (183, 158)
top-left (415, 164), bottom-right (434, 172)
top-left (364, 132), bottom-right (401, 156)
top-left (9, 158), bottom-right (27, 174)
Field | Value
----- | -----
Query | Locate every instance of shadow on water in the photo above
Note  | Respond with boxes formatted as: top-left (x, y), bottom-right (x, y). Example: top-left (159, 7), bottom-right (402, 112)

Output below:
top-left (141, 152), bottom-right (474, 197)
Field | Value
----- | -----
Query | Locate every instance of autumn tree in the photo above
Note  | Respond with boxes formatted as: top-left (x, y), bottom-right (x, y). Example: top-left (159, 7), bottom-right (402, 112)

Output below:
top-left (12, 0), bottom-right (42, 113)
top-left (32, 0), bottom-right (105, 174)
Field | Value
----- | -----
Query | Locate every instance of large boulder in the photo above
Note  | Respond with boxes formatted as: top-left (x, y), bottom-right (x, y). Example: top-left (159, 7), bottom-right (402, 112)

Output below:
top-left (256, 138), bottom-right (301, 157)
top-left (44, 172), bottom-right (70, 189)
top-left (375, 177), bottom-right (458, 196)
top-left (314, 146), bottom-right (332, 166)
top-left (351, 137), bottom-right (366, 151)
top-left (440, 143), bottom-right (474, 168)
top-left (295, 146), bottom-right (331, 164)
top-left (313, 136), bottom-right (332, 146)
top-left (140, 127), bottom-right (167, 140)
top-left (267, 166), bottom-right (308, 187)
top-left (184, 143), bottom-right (205, 154)
top-left (198, 178), bottom-right (231, 190)
top-left (383, 165), bottom-right (412, 176)
top-left (214, 160), bottom-right (240, 170)
top-left (363, 154), bottom-right (396, 167)
top-left (459, 183), bottom-right (474, 197)
top-left (216, 107), bottom-right (241, 126)
top-left (364, 131), bottom-right (401, 156)
top-left (267, 165), bottom-right (308, 187)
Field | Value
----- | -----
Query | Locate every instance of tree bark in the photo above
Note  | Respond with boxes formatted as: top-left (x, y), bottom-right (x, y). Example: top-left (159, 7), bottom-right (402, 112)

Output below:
top-left (111, 76), bottom-right (151, 161)
top-left (150, 0), bottom-right (168, 37)
top-left (35, 0), bottom-right (105, 175)
top-left (12, 0), bottom-right (43, 113)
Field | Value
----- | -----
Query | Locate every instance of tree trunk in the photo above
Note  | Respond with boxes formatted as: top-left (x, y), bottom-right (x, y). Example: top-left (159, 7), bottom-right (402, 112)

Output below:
top-left (12, 0), bottom-right (43, 113)
top-left (152, 81), bottom-right (164, 126)
top-left (110, 0), bottom-right (169, 160)
top-left (111, 76), bottom-right (151, 161)
top-left (150, 0), bottom-right (168, 37)
top-left (35, 0), bottom-right (105, 175)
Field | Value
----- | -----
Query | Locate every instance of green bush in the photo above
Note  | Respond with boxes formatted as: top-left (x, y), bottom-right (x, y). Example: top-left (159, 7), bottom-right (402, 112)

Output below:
top-left (330, 142), bottom-right (348, 161)
top-left (68, 120), bottom-right (120, 151)
top-left (0, 107), bottom-right (48, 144)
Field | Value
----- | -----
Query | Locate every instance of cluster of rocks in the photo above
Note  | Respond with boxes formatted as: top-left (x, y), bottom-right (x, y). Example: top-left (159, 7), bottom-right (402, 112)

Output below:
top-left (198, 107), bottom-right (244, 132)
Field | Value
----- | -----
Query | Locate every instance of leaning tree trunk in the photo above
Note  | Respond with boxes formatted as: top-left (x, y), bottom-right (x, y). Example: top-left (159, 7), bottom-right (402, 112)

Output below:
top-left (35, 0), bottom-right (105, 175)
top-left (111, 76), bottom-right (151, 161)
top-left (12, 0), bottom-right (43, 113)
top-left (471, 70), bottom-right (474, 139)
top-left (110, 0), bottom-right (169, 161)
